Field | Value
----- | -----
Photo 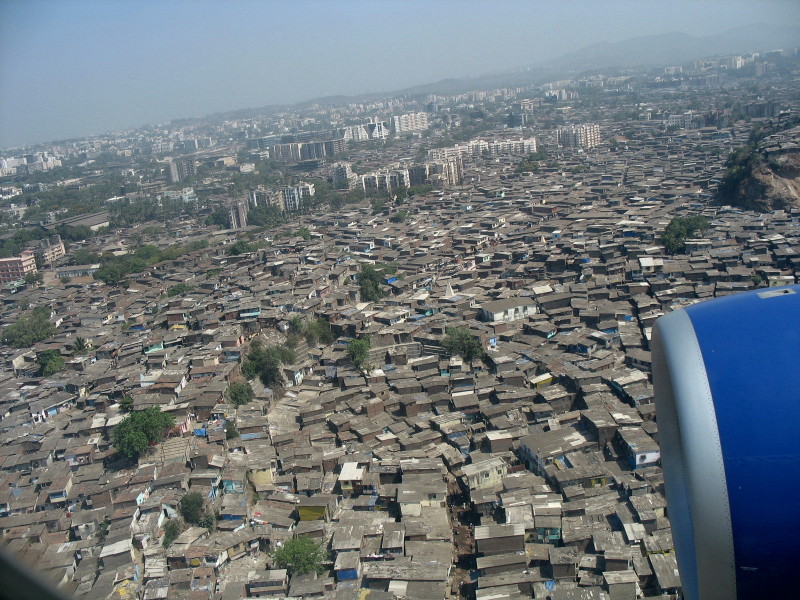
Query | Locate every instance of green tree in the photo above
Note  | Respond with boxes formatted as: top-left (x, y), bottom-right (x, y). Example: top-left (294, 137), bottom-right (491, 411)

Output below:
top-left (347, 338), bottom-right (371, 371)
top-left (225, 421), bottom-right (240, 439)
top-left (112, 406), bottom-right (175, 460)
top-left (179, 492), bottom-right (205, 524)
top-left (306, 317), bottom-right (334, 345)
top-left (662, 216), bottom-right (710, 254)
top-left (38, 350), bottom-right (66, 376)
top-left (163, 519), bottom-right (182, 548)
top-left (357, 263), bottom-right (387, 302)
top-left (371, 199), bottom-right (385, 215)
top-left (59, 276), bottom-right (72, 285)
top-left (228, 381), bottom-right (254, 407)
top-left (119, 395), bottom-right (134, 413)
top-left (247, 205), bottom-right (285, 228)
top-left (241, 339), bottom-right (295, 387)
top-left (95, 263), bottom-right (127, 286)
top-left (390, 210), bottom-right (408, 223)
top-left (206, 205), bottom-right (231, 228)
top-left (198, 513), bottom-right (216, 530)
top-left (2, 307), bottom-right (55, 348)
top-left (24, 272), bottom-right (44, 285)
top-left (442, 326), bottom-right (485, 362)
top-left (167, 283), bottom-right (195, 297)
top-left (270, 536), bottom-right (326, 577)
top-left (226, 240), bottom-right (255, 256)
top-left (73, 337), bottom-right (89, 354)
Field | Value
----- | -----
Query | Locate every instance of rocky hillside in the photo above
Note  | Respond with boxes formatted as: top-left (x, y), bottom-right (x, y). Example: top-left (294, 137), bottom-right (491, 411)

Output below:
top-left (718, 125), bottom-right (800, 212)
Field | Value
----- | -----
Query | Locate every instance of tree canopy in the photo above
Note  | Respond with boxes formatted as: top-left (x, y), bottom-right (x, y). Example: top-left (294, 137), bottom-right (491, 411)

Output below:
top-left (270, 536), bottom-right (326, 577)
top-left (347, 338), bottom-right (371, 371)
top-left (357, 263), bottom-right (395, 302)
top-left (228, 381), bottom-right (254, 407)
top-left (289, 315), bottom-right (335, 346)
top-left (179, 492), bottom-right (205, 524)
top-left (2, 307), bottom-right (55, 348)
top-left (662, 216), bottom-right (710, 254)
top-left (38, 350), bottom-right (65, 377)
top-left (241, 339), bottom-right (295, 387)
top-left (112, 406), bottom-right (175, 460)
top-left (442, 326), bottom-right (485, 362)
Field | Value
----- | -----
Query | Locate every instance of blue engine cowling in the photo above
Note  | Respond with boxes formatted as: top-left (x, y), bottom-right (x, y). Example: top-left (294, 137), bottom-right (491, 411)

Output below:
top-left (652, 285), bottom-right (800, 600)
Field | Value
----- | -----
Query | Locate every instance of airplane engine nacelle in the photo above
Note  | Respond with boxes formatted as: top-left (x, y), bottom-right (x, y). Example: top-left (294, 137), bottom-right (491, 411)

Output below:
top-left (652, 285), bottom-right (800, 600)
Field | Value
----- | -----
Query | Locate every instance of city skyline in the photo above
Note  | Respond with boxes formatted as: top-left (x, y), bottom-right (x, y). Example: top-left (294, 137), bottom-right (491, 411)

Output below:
top-left (1, 0), bottom-right (798, 148)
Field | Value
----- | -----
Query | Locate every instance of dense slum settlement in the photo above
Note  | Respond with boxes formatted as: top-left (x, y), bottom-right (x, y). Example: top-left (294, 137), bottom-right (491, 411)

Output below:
top-left (2, 117), bottom-right (800, 600)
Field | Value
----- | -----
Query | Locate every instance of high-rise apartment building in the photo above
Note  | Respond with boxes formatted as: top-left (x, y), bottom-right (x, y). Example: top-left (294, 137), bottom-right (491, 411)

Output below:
top-left (331, 163), bottom-right (356, 189)
top-left (29, 235), bottom-right (65, 267)
top-left (229, 201), bottom-right (248, 229)
top-left (281, 182), bottom-right (316, 212)
top-left (0, 250), bottom-right (37, 283)
top-left (167, 159), bottom-right (197, 183)
top-left (427, 138), bottom-right (537, 160)
top-left (391, 112), bottom-right (429, 133)
top-left (555, 124), bottom-right (600, 149)
top-left (270, 138), bottom-right (346, 164)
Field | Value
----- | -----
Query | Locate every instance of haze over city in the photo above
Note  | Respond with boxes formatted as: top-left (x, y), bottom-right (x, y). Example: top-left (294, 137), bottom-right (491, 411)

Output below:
top-left (1, 1), bottom-right (800, 599)
top-left (1, 0), bottom-right (798, 148)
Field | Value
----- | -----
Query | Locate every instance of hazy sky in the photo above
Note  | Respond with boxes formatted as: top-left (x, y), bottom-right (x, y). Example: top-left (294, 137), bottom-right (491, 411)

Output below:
top-left (1, 0), bottom-right (798, 148)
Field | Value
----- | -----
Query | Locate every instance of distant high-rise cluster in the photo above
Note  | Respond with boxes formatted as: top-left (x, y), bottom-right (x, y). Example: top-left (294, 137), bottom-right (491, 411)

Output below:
top-left (555, 124), bottom-right (600, 149)
top-left (270, 139), bottom-right (346, 163)
top-left (0, 153), bottom-right (61, 176)
top-left (744, 100), bottom-right (781, 119)
top-left (360, 158), bottom-right (463, 193)
top-left (427, 137), bottom-right (537, 161)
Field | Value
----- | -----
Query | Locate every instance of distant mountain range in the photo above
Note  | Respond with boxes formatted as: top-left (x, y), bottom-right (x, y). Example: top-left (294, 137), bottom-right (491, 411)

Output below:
top-left (543, 24), bottom-right (800, 71)
top-left (215, 24), bottom-right (800, 121)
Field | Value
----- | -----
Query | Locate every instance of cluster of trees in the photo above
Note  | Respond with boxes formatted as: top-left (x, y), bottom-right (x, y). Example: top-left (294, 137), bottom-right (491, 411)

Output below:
top-left (24, 272), bottom-right (44, 285)
top-left (162, 519), bottom-right (182, 548)
top-left (390, 210), bottom-right (408, 223)
top-left (328, 188), bottom-right (366, 210)
top-left (167, 283), bottom-right (195, 297)
top-left (112, 406), bottom-right (175, 460)
top-left (241, 339), bottom-right (295, 388)
top-left (225, 240), bottom-right (257, 256)
top-left (357, 263), bottom-right (396, 302)
top-left (288, 315), bottom-right (335, 347)
top-left (37, 350), bottom-right (65, 377)
top-left (178, 492), bottom-right (216, 530)
top-left (347, 338), bottom-right (371, 372)
top-left (109, 196), bottom-right (193, 228)
top-left (1, 221), bottom-right (103, 260)
top-left (206, 205), bottom-right (231, 228)
top-left (227, 381), bottom-right (254, 407)
top-left (274, 227), bottom-right (312, 242)
top-left (442, 326), bottom-right (485, 362)
top-left (94, 239), bottom-right (208, 285)
top-left (8, 172), bottom-right (125, 224)
top-left (717, 144), bottom-right (760, 205)
top-left (270, 536), bottom-right (326, 577)
top-left (515, 149), bottom-right (549, 174)
top-left (247, 205), bottom-right (286, 229)
top-left (2, 307), bottom-right (55, 348)
top-left (662, 216), bottom-right (710, 254)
